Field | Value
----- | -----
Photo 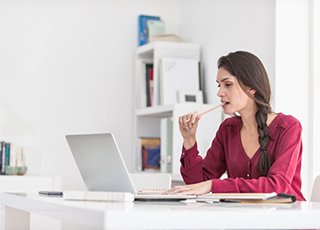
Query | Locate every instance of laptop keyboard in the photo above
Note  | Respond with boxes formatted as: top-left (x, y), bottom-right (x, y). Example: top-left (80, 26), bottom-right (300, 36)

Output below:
top-left (138, 188), bottom-right (168, 195)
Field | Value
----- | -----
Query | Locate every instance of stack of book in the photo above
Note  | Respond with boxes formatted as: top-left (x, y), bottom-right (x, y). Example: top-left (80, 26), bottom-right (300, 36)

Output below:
top-left (138, 15), bottom-right (161, 46)
top-left (138, 14), bottom-right (183, 46)
top-left (140, 137), bottom-right (161, 172)
top-left (0, 142), bottom-right (27, 175)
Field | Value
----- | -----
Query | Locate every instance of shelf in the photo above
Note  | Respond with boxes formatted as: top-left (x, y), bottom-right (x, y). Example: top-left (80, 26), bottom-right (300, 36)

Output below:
top-left (135, 105), bottom-right (174, 117)
top-left (136, 41), bottom-right (200, 59)
top-left (135, 103), bottom-right (216, 117)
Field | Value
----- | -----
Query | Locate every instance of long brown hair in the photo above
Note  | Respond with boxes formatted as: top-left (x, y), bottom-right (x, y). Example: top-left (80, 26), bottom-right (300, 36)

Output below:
top-left (218, 51), bottom-right (272, 176)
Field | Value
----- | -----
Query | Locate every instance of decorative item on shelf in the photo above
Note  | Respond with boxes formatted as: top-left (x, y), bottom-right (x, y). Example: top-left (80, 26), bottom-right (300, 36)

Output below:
top-left (15, 147), bottom-right (27, 175)
top-left (138, 14), bottom-right (183, 46)
top-left (138, 14), bottom-right (161, 46)
top-left (4, 165), bottom-right (27, 176)
top-left (4, 166), bottom-right (19, 175)
top-left (147, 20), bottom-right (165, 41)
top-left (160, 57), bottom-right (200, 105)
top-left (178, 89), bottom-right (204, 104)
top-left (0, 142), bottom-right (27, 176)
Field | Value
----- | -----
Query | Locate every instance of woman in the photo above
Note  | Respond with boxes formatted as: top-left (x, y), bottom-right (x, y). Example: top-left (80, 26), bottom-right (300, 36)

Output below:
top-left (167, 51), bottom-right (305, 201)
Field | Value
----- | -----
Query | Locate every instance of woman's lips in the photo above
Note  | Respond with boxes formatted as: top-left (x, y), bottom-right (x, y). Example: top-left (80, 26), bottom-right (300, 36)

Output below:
top-left (222, 102), bottom-right (229, 109)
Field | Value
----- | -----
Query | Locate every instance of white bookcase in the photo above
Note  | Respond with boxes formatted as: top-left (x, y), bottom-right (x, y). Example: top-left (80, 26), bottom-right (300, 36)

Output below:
top-left (135, 41), bottom-right (201, 108)
top-left (134, 42), bottom-right (222, 180)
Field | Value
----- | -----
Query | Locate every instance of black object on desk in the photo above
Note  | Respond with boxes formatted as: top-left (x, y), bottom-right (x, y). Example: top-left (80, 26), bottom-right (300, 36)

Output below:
top-left (39, 191), bottom-right (63, 196)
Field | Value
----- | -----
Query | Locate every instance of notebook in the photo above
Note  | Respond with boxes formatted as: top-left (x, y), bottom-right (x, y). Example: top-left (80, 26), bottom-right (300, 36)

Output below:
top-left (65, 133), bottom-right (195, 201)
top-left (197, 192), bottom-right (277, 200)
top-left (196, 192), bottom-right (277, 202)
top-left (196, 192), bottom-right (296, 204)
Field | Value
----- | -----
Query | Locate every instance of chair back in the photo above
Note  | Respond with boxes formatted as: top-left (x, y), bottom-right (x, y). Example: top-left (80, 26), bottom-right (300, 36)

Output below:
top-left (311, 175), bottom-right (320, 202)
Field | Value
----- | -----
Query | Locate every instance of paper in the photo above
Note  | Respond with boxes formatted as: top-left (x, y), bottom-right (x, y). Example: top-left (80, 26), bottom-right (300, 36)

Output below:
top-left (160, 58), bottom-right (200, 105)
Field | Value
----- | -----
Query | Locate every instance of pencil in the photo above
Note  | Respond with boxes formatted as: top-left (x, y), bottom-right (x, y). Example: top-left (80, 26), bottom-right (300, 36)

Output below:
top-left (185, 104), bottom-right (222, 124)
top-left (198, 104), bottom-right (223, 118)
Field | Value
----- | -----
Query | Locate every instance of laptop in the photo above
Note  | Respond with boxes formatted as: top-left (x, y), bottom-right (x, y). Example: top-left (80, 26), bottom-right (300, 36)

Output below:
top-left (65, 133), bottom-right (195, 201)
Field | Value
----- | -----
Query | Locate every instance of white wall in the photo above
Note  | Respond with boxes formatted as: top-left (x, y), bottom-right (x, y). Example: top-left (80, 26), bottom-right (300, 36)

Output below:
top-left (311, 0), bottom-right (320, 185)
top-left (179, 0), bottom-right (275, 106)
top-left (0, 0), bottom-right (182, 189)
top-left (0, 0), bottom-right (315, 198)
top-left (275, 0), bottom-right (311, 198)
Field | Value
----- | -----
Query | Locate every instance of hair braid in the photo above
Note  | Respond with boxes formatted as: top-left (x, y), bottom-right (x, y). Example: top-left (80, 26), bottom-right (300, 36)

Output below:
top-left (256, 105), bottom-right (271, 176)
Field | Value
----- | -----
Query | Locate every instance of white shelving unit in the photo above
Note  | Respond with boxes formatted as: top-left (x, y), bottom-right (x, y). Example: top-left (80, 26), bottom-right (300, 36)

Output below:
top-left (135, 41), bottom-right (201, 108)
top-left (133, 42), bottom-right (222, 179)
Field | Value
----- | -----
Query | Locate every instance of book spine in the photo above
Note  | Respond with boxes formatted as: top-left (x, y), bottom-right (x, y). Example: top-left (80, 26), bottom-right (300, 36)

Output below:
top-left (160, 118), bottom-right (168, 173)
top-left (146, 64), bottom-right (150, 106)
top-left (1, 142), bottom-right (5, 174)
top-left (0, 142), bottom-right (3, 175)
top-left (138, 15), bottom-right (160, 46)
top-left (5, 142), bottom-right (10, 166)
top-left (10, 144), bottom-right (16, 166)
top-left (149, 65), bottom-right (154, 106)
top-left (146, 64), bottom-right (153, 107)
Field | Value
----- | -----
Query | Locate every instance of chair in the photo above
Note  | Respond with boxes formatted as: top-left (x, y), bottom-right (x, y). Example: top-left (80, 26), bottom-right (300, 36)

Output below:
top-left (311, 175), bottom-right (320, 202)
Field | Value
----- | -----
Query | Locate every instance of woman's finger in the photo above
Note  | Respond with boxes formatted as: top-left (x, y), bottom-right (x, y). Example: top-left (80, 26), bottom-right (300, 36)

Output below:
top-left (166, 185), bottom-right (193, 194)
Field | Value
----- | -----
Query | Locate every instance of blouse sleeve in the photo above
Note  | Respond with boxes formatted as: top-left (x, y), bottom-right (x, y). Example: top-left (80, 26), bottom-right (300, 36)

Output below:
top-left (211, 118), bottom-right (304, 199)
top-left (180, 123), bottom-right (227, 184)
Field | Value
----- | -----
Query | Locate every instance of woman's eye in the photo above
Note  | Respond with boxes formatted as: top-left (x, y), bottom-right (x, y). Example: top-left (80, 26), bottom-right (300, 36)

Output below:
top-left (225, 83), bottom-right (232, 87)
top-left (217, 84), bottom-right (221, 88)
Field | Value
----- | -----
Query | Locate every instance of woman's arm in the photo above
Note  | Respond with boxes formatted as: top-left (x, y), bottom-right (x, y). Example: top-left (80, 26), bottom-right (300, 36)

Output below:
top-left (180, 123), bottom-right (227, 184)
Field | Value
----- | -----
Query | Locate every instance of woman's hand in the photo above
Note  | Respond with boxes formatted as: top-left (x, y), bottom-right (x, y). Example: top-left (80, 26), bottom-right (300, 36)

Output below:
top-left (165, 180), bottom-right (212, 195)
top-left (179, 112), bottom-right (200, 149)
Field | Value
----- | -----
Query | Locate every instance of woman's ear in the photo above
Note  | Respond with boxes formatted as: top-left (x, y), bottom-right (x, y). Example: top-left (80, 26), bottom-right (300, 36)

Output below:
top-left (249, 88), bottom-right (256, 95)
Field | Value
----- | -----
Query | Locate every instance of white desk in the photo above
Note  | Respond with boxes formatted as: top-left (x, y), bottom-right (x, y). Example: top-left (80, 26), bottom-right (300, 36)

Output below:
top-left (0, 176), bottom-right (61, 230)
top-left (2, 193), bottom-right (320, 230)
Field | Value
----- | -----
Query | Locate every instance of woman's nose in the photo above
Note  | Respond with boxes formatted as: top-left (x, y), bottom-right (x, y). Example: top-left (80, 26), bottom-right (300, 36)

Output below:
top-left (217, 87), bottom-right (225, 97)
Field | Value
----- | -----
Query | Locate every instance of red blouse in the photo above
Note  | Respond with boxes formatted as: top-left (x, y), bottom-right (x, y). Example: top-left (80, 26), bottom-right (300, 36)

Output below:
top-left (180, 113), bottom-right (305, 201)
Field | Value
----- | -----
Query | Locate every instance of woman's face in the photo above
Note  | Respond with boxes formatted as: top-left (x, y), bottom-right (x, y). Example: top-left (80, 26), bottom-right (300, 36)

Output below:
top-left (216, 67), bottom-right (255, 115)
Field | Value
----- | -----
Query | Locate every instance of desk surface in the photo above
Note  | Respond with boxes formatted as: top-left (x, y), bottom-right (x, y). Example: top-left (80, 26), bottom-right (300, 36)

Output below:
top-left (2, 192), bottom-right (320, 229)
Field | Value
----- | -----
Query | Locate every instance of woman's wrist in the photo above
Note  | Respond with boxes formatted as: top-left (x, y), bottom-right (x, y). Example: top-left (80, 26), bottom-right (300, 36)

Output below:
top-left (183, 138), bottom-right (196, 150)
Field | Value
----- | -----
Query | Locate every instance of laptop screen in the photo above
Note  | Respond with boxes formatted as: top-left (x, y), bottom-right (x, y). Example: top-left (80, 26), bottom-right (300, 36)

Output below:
top-left (66, 133), bottom-right (136, 193)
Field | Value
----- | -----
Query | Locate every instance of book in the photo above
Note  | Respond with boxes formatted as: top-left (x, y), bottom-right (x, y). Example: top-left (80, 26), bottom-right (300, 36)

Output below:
top-left (140, 137), bottom-right (161, 171)
top-left (196, 192), bottom-right (296, 204)
top-left (160, 118), bottom-right (173, 173)
top-left (234, 195), bottom-right (296, 204)
top-left (63, 191), bottom-right (134, 202)
top-left (0, 142), bottom-right (3, 174)
top-left (145, 64), bottom-right (154, 107)
top-left (4, 142), bottom-right (10, 166)
top-left (138, 15), bottom-right (161, 46)
top-left (147, 20), bottom-right (165, 40)
top-left (149, 34), bottom-right (183, 43)
top-left (197, 192), bottom-right (277, 202)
